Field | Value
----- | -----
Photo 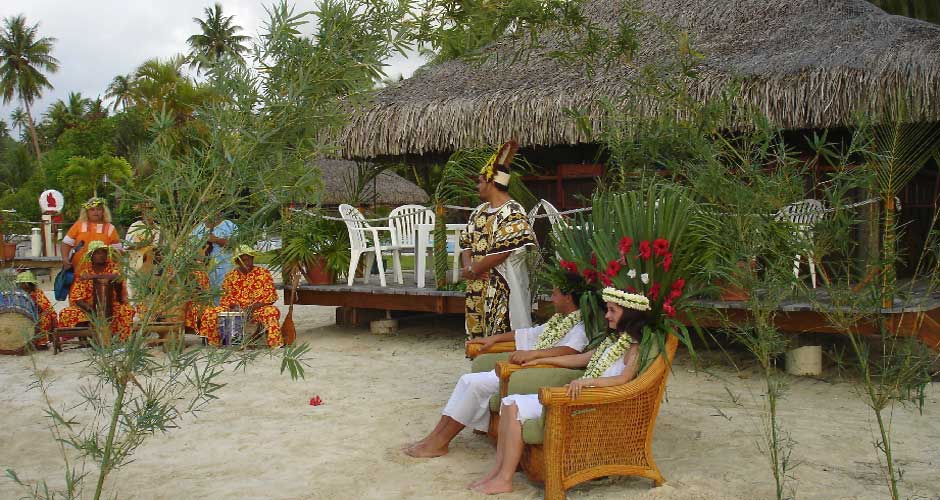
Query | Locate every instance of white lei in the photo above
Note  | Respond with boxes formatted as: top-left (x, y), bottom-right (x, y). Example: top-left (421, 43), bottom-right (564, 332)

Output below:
top-left (533, 310), bottom-right (581, 350)
top-left (582, 333), bottom-right (635, 379)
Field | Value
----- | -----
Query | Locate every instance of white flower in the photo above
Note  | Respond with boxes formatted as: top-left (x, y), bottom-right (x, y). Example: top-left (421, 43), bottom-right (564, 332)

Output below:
top-left (627, 269), bottom-right (637, 279)
top-left (640, 273), bottom-right (649, 284)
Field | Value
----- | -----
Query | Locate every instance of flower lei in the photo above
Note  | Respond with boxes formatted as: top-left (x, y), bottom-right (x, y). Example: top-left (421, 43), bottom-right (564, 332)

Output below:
top-left (582, 333), bottom-right (635, 379)
top-left (533, 310), bottom-right (582, 350)
top-left (480, 152), bottom-right (498, 181)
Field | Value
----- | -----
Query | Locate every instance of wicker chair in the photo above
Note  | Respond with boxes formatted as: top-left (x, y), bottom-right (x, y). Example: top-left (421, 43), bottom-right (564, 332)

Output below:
top-left (465, 340), bottom-right (517, 359)
top-left (496, 334), bottom-right (679, 500)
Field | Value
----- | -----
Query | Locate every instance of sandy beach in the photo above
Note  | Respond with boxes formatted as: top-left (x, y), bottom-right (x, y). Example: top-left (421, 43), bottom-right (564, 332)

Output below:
top-left (1, 298), bottom-right (938, 500)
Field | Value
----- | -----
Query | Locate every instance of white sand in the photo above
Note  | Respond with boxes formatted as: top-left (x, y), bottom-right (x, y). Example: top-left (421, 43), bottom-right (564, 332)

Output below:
top-left (1, 297), bottom-right (938, 500)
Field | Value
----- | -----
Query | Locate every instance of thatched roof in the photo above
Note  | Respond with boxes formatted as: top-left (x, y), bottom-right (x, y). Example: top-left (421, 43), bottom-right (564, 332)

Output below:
top-left (314, 159), bottom-right (429, 205)
top-left (341, 0), bottom-right (940, 159)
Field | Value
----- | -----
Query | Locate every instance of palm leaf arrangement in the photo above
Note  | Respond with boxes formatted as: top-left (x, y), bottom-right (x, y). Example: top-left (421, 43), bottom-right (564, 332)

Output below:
top-left (552, 184), bottom-right (711, 355)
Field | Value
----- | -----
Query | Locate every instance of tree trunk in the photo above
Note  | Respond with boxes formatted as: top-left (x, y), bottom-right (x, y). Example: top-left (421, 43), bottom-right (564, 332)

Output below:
top-left (23, 100), bottom-right (43, 162)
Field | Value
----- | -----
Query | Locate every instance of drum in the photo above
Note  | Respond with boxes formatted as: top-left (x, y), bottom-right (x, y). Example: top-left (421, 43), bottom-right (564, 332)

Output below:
top-left (217, 311), bottom-right (246, 346)
top-left (0, 290), bottom-right (39, 355)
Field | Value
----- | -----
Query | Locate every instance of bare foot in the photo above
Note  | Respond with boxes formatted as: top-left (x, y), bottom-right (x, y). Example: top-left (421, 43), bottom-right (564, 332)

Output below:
top-left (472, 478), bottom-right (514, 495)
top-left (403, 442), bottom-right (448, 458)
top-left (467, 469), bottom-right (499, 489)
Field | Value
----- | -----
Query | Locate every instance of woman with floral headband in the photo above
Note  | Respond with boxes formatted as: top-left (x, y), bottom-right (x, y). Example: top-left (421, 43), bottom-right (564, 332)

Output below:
top-left (460, 140), bottom-right (537, 339)
top-left (60, 197), bottom-right (123, 271)
top-left (468, 287), bottom-right (651, 495)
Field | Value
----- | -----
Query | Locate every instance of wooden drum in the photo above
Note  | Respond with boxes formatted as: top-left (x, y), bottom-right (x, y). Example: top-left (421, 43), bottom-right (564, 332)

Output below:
top-left (0, 290), bottom-right (39, 355)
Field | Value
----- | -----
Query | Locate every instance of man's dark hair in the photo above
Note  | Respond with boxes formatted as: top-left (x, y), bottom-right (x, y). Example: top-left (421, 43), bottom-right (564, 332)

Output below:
top-left (560, 270), bottom-right (586, 304)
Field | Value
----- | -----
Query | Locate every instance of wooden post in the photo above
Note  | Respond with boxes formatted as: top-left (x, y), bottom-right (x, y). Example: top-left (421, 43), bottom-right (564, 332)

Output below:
top-left (434, 203), bottom-right (448, 289)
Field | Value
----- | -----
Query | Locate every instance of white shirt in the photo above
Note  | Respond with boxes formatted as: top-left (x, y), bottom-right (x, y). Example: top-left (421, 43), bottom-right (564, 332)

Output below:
top-left (513, 321), bottom-right (589, 352)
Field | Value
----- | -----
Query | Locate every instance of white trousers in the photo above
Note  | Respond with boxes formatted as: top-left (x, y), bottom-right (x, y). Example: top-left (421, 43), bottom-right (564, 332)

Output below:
top-left (442, 370), bottom-right (499, 432)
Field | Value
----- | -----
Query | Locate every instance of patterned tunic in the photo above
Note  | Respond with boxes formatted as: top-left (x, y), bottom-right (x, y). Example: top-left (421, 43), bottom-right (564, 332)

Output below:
top-left (199, 266), bottom-right (282, 348)
top-left (459, 200), bottom-right (537, 338)
top-left (29, 290), bottom-right (57, 347)
top-left (58, 261), bottom-right (136, 341)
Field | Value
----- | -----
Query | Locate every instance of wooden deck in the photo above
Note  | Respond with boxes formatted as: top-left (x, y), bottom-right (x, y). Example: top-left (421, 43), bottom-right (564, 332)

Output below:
top-left (291, 273), bottom-right (940, 349)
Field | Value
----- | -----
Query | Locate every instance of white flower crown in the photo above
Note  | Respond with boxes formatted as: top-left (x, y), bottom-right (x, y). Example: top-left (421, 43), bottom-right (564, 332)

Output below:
top-left (601, 287), bottom-right (651, 311)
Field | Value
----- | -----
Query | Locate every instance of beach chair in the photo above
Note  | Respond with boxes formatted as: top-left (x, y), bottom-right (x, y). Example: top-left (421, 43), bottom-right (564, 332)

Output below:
top-left (338, 204), bottom-right (403, 287)
top-left (776, 199), bottom-right (824, 288)
top-left (494, 334), bottom-right (679, 499)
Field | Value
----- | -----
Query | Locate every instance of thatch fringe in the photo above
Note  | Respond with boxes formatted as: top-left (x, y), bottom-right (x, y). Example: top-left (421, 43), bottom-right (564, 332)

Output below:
top-left (339, 0), bottom-right (940, 159)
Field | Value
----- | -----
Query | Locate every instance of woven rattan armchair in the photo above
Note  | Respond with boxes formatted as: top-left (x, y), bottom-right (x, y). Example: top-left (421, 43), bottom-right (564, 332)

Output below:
top-left (465, 340), bottom-right (516, 359)
top-left (496, 334), bottom-right (678, 500)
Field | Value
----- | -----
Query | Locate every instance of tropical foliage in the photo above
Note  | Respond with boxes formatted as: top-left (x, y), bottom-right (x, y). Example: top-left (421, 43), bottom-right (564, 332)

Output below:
top-left (0, 15), bottom-right (59, 159)
top-left (186, 2), bottom-right (250, 74)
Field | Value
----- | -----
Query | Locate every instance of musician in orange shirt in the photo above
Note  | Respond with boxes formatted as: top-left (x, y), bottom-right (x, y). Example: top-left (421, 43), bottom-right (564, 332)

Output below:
top-left (60, 197), bottom-right (123, 270)
top-left (199, 245), bottom-right (282, 348)
top-left (58, 241), bottom-right (136, 341)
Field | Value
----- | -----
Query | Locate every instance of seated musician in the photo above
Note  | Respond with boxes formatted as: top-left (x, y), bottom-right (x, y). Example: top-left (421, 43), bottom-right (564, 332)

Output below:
top-left (199, 245), bottom-right (282, 348)
top-left (16, 271), bottom-right (57, 347)
top-left (404, 270), bottom-right (590, 458)
top-left (58, 240), bottom-right (136, 341)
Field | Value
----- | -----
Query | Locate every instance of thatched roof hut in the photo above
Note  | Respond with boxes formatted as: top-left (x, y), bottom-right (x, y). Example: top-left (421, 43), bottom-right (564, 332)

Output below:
top-left (341, 0), bottom-right (940, 159)
top-left (314, 159), bottom-right (429, 206)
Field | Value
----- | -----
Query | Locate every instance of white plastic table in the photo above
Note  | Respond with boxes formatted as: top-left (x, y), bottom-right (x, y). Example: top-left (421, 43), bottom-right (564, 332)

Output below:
top-left (415, 223), bottom-right (465, 288)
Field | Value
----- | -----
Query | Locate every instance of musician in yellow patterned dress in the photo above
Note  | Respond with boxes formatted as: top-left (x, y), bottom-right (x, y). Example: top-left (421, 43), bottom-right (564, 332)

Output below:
top-left (58, 241), bottom-right (136, 340)
top-left (199, 245), bottom-right (282, 348)
top-left (459, 142), bottom-right (537, 339)
top-left (16, 271), bottom-right (57, 346)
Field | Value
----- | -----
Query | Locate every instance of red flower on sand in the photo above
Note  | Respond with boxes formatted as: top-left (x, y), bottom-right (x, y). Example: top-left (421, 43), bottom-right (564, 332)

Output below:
top-left (663, 302), bottom-right (676, 317)
top-left (619, 236), bottom-right (633, 256)
top-left (638, 241), bottom-right (652, 260)
top-left (309, 396), bottom-right (323, 406)
top-left (606, 259), bottom-right (622, 277)
top-left (653, 238), bottom-right (670, 257)
top-left (560, 259), bottom-right (579, 273)
top-left (662, 252), bottom-right (673, 272)
top-left (648, 283), bottom-right (662, 301)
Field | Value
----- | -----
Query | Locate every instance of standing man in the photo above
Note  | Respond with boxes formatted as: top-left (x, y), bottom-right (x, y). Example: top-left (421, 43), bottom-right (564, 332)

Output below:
top-left (192, 216), bottom-right (237, 302)
top-left (459, 141), bottom-right (537, 338)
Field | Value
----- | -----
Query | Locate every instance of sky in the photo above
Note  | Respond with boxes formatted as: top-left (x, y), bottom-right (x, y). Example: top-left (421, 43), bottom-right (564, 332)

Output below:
top-left (0, 0), bottom-right (426, 122)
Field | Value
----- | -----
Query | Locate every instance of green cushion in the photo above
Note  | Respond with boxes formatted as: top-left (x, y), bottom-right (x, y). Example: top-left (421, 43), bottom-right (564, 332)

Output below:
top-left (507, 367), bottom-right (584, 397)
top-left (522, 417), bottom-right (546, 444)
top-left (471, 352), bottom-right (511, 373)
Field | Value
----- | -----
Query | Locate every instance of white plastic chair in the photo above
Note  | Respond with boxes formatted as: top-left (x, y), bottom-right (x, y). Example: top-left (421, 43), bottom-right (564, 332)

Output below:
top-left (338, 204), bottom-right (403, 287)
top-left (776, 199), bottom-right (824, 288)
top-left (389, 205), bottom-right (433, 253)
top-left (540, 199), bottom-right (566, 227)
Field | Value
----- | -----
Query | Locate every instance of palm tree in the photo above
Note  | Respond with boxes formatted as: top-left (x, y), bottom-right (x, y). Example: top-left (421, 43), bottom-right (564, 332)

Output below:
top-left (105, 74), bottom-right (135, 111)
top-left (0, 119), bottom-right (8, 138)
top-left (187, 3), bottom-right (250, 74)
top-left (9, 107), bottom-right (27, 135)
top-left (0, 15), bottom-right (59, 160)
top-left (133, 55), bottom-right (208, 123)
